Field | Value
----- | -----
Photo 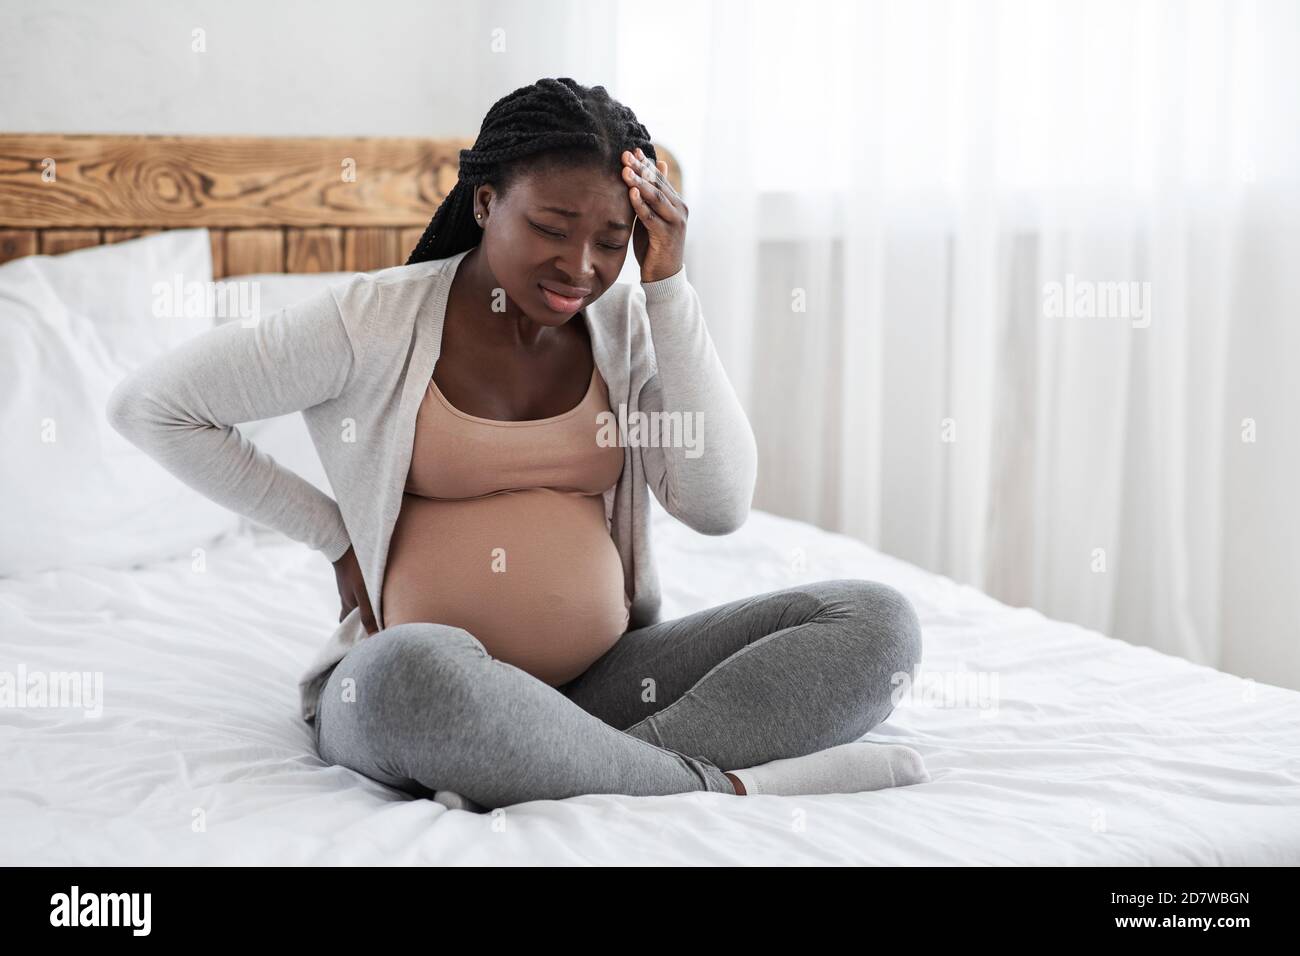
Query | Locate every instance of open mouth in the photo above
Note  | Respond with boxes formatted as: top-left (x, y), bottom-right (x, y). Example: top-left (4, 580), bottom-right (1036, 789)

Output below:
top-left (538, 284), bottom-right (586, 313)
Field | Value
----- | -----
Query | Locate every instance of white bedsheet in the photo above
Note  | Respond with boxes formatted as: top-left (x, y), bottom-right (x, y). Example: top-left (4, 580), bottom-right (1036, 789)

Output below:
top-left (3, 500), bottom-right (1298, 865)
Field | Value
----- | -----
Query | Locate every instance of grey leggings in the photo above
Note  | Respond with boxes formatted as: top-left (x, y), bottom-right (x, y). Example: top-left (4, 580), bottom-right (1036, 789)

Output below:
top-left (314, 577), bottom-right (923, 809)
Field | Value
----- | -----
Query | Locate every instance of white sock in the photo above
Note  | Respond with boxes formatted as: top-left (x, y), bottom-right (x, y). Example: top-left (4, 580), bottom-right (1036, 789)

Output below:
top-left (433, 788), bottom-right (489, 813)
top-left (726, 743), bottom-right (930, 796)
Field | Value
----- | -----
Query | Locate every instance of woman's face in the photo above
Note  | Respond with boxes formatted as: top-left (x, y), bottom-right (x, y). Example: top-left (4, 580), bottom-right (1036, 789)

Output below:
top-left (473, 162), bottom-right (636, 326)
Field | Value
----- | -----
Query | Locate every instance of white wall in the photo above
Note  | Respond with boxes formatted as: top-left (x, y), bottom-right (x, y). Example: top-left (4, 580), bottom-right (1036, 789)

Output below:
top-left (0, 0), bottom-right (619, 137)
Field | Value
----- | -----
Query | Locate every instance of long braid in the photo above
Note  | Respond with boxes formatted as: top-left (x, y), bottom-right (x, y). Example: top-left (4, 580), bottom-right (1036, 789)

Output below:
top-left (405, 77), bottom-right (657, 265)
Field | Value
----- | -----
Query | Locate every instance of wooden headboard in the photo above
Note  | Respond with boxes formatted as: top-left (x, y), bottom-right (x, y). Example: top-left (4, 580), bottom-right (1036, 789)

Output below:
top-left (0, 134), bottom-right (681, 277)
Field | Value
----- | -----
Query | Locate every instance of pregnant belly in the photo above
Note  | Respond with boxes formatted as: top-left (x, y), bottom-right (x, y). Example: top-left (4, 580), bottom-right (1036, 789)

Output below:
top-left (380, 488), bottom-right (631, 686)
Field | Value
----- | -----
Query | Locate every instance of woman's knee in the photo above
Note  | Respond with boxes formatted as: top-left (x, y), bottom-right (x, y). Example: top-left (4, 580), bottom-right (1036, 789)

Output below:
top-left (812, 579), bottom-right (923, 737)
top-left (321, 623), bottom-right (489, 765)
top-left (810, 578), bottom-right (924, 676)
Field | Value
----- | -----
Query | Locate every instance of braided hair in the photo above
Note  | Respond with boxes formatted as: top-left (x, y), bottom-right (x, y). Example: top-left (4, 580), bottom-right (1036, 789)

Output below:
top-left (405, 77), bottom-right (657, 265)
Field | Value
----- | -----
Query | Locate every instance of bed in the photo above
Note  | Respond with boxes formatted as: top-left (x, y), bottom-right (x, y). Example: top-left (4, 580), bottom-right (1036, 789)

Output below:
top-left (2, 134), bottom-right (1298, 865)
top-left (4, 497), bottom-right (1299, 865)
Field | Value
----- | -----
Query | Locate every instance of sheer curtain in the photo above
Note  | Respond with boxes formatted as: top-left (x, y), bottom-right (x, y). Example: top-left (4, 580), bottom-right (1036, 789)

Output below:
top-left (611, 0), bottom-right (1300, 687)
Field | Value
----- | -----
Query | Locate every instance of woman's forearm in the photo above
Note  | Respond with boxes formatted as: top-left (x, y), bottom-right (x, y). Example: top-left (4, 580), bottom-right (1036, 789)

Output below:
top-left (637, 265), bottom-right (758, 534)
top-left (106, 284), bottom-right (367, 561)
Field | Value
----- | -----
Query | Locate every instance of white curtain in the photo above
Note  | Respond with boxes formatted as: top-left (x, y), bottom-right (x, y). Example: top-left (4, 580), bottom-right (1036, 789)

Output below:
top-left (607, 0), bottom-right (1300, 688)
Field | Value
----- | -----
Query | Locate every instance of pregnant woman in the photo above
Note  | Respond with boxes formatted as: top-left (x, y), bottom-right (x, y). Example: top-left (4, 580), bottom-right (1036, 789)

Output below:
top-left (107, 77), bottom-right (928, 811)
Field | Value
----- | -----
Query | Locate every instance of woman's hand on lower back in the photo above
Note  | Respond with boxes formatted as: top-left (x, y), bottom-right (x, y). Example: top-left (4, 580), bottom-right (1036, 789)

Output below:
top-left (332, 545), bottom-right (379, 636)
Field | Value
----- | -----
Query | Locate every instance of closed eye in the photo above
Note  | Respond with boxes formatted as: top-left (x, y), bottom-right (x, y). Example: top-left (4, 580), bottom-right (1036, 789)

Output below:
top-left (529, 221), bottom-right (626, 251)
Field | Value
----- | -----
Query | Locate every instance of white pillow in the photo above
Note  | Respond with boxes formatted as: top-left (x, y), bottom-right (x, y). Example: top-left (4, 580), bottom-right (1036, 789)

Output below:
top-left (218, 272), bottom-right (361, 524)
top-left (0, 228), bottom-right (240, 576)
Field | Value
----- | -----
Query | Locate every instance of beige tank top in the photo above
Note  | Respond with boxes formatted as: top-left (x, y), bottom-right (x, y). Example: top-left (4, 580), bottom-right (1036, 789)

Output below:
top-left (380, 360), bottom-right (630, 686)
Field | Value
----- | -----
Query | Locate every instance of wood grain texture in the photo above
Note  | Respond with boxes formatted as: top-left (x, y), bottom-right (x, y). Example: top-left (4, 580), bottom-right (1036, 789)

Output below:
top-left (104, 228), bottom-right (162, 243)
top-left (40, 230), bottom-right (100, 255)
top-left (0, 134), bottom-right (471, 229)
top-left (0, 230), bottom-right (36, 262)
top-left (0, 133), bottom-right (684, 274)
top-left (286, 227), bottom-right (342, 273)
top-left (223, 228), bottom-right (283, 275)
top-left (344, 228), bottom-right (401, 272)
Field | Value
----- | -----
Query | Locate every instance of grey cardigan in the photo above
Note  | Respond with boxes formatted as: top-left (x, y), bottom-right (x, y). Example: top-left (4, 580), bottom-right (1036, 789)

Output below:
top-left (106, 248), bottom-right (758, 724)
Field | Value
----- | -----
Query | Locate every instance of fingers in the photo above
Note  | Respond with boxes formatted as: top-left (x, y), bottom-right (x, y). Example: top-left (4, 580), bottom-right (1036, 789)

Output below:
top-left (635, 148), bottom-right (678, 198)
top-left (621, 148), bottom-right (682, 221)
top-left (338, 585), bottom-right (376, 635)
top-left (629, 184), bottom-right (658, 223)
top-left (627, 163), bottom-right (667, 208)
top-left (358, 593), bottom-right (379, 636)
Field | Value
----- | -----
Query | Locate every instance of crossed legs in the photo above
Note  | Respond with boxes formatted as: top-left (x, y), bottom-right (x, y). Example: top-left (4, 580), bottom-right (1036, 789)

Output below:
top-left (315, 578), bottom-right (923, 809)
